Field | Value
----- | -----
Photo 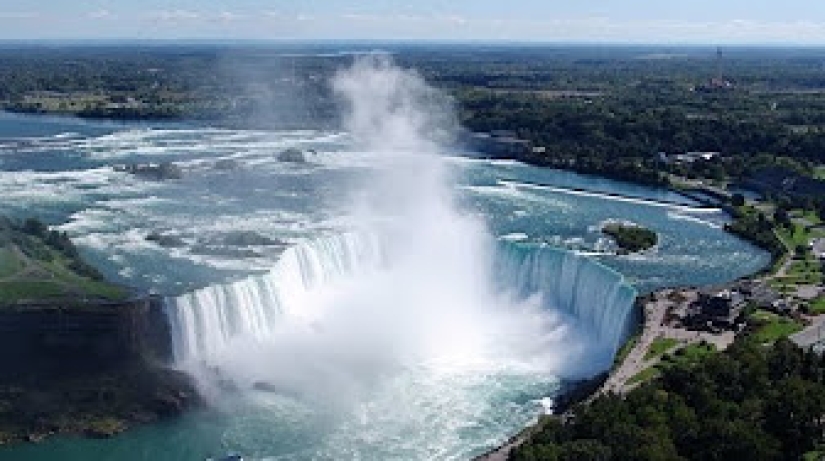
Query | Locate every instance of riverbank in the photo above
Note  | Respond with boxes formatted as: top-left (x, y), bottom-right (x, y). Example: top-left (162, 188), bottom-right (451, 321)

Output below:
top-left (0, 364), bottom-right (199, 445)
top-left (0, 216), bottom-right (198, 446)
top-left (473, 185), bottom-right (784, 461)
top-left (0, 293), bottom-right (200, 446)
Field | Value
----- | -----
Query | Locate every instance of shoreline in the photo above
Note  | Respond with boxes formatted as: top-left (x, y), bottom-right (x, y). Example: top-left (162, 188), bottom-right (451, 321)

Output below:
top-left (0, 293), bottom-right (197, 446)
top-left (0, 363), bottom-right (200, 445)
top-left (471, 187), bottom-right (775, 461)
top-left (1, 111), bottom-right (777, 457)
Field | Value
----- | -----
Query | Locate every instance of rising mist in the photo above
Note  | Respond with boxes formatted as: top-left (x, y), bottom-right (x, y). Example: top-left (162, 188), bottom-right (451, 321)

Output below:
top-left (169, 55), bottom-right (608, 412)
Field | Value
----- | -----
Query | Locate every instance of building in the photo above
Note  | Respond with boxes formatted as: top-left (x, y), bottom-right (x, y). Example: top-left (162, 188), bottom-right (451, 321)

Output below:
top-left (742, 167), bottom-right (825, 201)
top-left (657, 151), bottom-right (720, 165)
top-left (459, 131), bottom-right (532, 159)
top-left (811, 238), bottom-right (825, 260)
top-left (685, 287), bottom-right (746, 330)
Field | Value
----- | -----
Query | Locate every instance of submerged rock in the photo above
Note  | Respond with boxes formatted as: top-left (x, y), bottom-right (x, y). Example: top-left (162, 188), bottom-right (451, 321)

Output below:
top-left (277, 148), bottom-right (306, 163)
top-left (0, 365), bottom-right (200, 445)
top-left (189, 244), bottom-right (261, 258)
top-left (219, 231), bottom-right (282, 247)
top-left (114, 162), bottom-right (183, 180)
top-left (214, 159), bottom-right (240, 171)
top-left (146, 232), bottom-right (186, 248)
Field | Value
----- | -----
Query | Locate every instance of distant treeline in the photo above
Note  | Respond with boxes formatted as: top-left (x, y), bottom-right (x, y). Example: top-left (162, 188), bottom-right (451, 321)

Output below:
top-left (1, 217), bottom-right (104, 281)
top-left (4, 45), bottom-right (825, 183)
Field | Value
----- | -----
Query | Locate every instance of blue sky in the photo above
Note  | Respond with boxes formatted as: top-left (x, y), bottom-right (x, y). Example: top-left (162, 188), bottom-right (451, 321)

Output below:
top-left (1, 0), bottom-right (824, 44)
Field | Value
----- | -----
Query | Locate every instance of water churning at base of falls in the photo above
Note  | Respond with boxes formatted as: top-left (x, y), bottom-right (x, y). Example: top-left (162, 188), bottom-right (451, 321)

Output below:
top-left (166, 231), bottom-right (637, 381)
top-left (160, 55), bottom-right (638, 459)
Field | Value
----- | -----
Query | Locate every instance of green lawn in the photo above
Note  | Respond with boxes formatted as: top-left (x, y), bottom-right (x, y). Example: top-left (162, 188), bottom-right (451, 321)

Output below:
top-left (0, 239), bottom-right (127, 305)
top-left (628, 366), bottom-right (660, 385)
top-left (0, 281), bottom-right (71, 302)
top-left (644, 337), bottom-right (679, 361)
top-left (0, 248), bottom-right (22, 278)
top-left (630, 342), bottom-right (717, 386)
top-left (803, 449), bottom-right (825, 461)
top-left (778, 224), bottom-right (810, 249)
top-left (815, 166), bottom-right (825, 180)
top-left (809, 297), bottom-right (825, 315)
top-left (749, 310), bottom-right (804, 343)
top-left (802, 210), bottom-right (823, 226)
top-left (788, 259), bottom-right (820, 275)
top-left (613, 333), bottom-right (639, 368)
top-left (661, 342), bottom-right (717, 370)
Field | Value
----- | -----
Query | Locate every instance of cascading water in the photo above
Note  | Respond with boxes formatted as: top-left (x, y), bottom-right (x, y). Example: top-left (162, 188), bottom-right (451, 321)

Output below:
top-left (161, 55), bottom-right (638, 459)
top-left (167, 231), bottom-right (386, 362)
top-left (493, 243), bottom-right (638, 355)
top-left (167, 233), bottom-right (637, 366)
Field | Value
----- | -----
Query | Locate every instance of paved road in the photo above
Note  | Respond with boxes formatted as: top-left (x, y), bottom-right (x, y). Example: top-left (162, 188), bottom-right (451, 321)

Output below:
top-left (602, 293), bottom-right (671, 394)
top-left (601, 289), bottom-right (734, 394)
top-left (791, 315), bottom-right (825, 349)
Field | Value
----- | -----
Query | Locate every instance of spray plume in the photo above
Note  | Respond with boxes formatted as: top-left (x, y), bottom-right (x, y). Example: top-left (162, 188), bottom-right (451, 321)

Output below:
top-left (168, 55), bottom-right (612, 413)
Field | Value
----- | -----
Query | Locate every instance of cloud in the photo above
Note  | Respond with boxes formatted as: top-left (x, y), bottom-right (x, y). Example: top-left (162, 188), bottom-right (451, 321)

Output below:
top-left (88, 9), bottom-right (114, 20)
top-left (5, 6), bottom-right (824, 44)
top-left (216, 11), bottom-right (243, 22)
top-left (149, 10), bottom-right (201, 22)
top-left (437, 14), bottom-right (468, 26)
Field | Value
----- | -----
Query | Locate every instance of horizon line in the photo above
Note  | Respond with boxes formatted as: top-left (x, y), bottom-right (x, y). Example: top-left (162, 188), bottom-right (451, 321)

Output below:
top-left (1, 38), bottom-right (825, 49)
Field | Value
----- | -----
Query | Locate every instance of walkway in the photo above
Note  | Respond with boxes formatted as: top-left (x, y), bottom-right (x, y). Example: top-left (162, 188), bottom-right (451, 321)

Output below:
top-left (791, 315), bottom-right (825, 349)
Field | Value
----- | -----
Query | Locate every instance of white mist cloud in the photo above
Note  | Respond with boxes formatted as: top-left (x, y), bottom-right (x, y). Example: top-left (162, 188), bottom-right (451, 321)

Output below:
top-left (88, 9), bottom-right (114, 20)
top-left (149, 9), bottom-right (201, 22)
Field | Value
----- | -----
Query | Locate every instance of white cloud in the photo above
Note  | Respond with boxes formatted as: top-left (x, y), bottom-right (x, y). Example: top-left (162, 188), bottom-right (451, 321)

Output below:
top-left (88, 9), bottom-right (113, 20)
top-left (7, 7), bottom-right (823, 44)
top-left (149, 10), bottom-right (201, 22)
top-left (216, 11), bottom-right (243, 22)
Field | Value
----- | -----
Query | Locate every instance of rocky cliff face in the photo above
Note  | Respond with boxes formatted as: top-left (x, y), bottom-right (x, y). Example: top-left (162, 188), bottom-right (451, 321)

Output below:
top-left (0, 296), bottom-right (197, 445)
top-left (0, 296), bottom-right (173, 381)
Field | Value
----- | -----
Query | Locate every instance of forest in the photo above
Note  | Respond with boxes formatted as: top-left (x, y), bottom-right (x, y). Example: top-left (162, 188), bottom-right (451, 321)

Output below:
top-left (3, 44), bottom-right (825, 185)
top-left (511, 338), bottom-right (825, 461)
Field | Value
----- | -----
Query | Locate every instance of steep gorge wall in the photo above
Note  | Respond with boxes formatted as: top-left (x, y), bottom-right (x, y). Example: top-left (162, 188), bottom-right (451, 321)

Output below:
top-left (0, 296), bottom-right (171, 380)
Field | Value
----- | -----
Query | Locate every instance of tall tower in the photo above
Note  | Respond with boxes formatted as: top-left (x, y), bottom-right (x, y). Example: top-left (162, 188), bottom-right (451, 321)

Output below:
top-left (716, 47), bottom-right (723, 83)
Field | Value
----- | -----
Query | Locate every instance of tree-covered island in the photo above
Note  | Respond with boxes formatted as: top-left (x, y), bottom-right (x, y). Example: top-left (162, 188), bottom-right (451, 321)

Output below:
top-left (602, 223), bottom-right (658, 254)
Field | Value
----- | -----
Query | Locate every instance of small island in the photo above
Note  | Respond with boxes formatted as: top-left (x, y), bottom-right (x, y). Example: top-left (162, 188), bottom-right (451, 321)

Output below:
top-left (602, 223), bottom-right (658, 254)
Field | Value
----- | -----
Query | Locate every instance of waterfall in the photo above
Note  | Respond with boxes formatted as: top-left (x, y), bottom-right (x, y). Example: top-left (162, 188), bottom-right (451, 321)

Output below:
top-left (166, 232), bottom-right (386, 362)
top-left (493, 243), bottom-right (638, 355)
top-left (165, 232), bottom-right (637, 365)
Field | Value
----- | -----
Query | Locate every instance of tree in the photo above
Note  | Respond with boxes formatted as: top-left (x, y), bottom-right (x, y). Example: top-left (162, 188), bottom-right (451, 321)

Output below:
top-left (731, 193), bottom-right (746, 207)
top-left (774, 208), bottom-right (791, 228)
top-left (22, 217), bottom-right (46, 237)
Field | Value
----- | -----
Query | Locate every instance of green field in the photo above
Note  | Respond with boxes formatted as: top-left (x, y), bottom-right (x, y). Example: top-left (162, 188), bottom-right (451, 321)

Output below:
top-left (0, 248), bottom-right (22, 278)
top-left (0, 220), bottom-right (127, 305)
top-left (660, 342), bottom-right (717, 370)
top-left (627, 366), bottom-right (660, 385)
top-left (644, 337), bottom-right (679, 361)
top-left (748, 309), bottom-right (804, 343)
top-left (630, 342), bottom-right (717, 386)
top-left (810, 297), bottom-right (825, 315)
